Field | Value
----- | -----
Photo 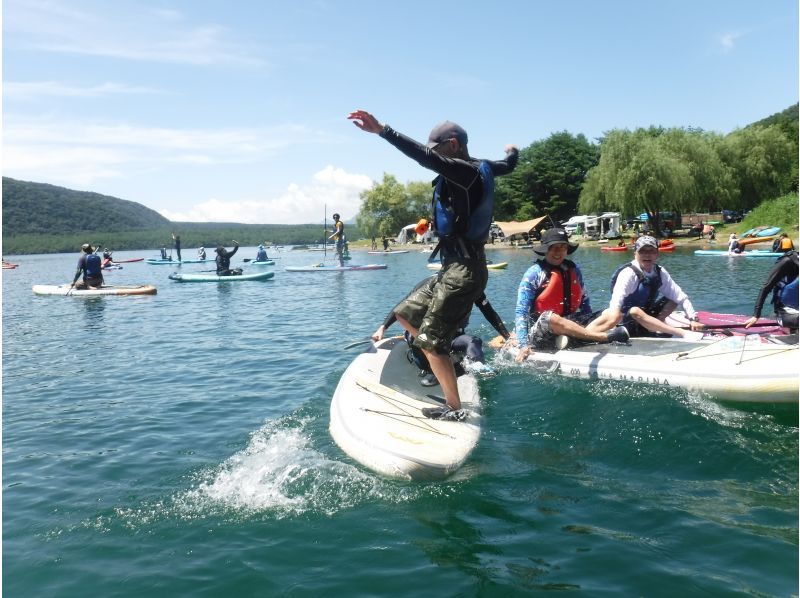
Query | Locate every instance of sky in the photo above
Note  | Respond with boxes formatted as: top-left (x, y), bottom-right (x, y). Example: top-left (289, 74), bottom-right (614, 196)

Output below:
top-left (3, 0), bottom-right (798, 224)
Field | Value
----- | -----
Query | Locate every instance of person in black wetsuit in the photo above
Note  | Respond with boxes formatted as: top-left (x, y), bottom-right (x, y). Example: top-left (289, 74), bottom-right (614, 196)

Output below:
top-left (743, 250), bottom-right (799, 332)
top-left (349, 109), bottom-right (518, 420)
top-left (172, 232), bottom-right (182, 262)
top-left (215, 241), bottom-right (240, 276)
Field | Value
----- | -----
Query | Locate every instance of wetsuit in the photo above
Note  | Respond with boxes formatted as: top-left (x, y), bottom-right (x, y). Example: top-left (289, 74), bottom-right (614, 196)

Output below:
top-left (515, 260), bottom-right (593, 349)
top-left (379, 124), bottom-right (518, 354)
top-left (750, 251), bottom-right (799, 331)
top-left (215, 245), bottom-right (239, 276)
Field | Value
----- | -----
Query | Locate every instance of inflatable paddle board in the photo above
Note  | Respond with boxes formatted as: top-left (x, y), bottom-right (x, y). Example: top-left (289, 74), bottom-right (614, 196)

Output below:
top-left (285, 264), bottom-right (387, 272)
top-left (503, 335), bottom-right (798, 403)
top-left (32, 284), bottom-right (157, 296)
top-left (426, 261), bottom-right (509, 270)
top-left (367, 250), bottom-right (410, 255)
top-left (330, 337), bottom-right (482, 480)
top-left (146, 258), bottom-right (207, 265)
top-left (248, 260), bottom-right (275, 266)
top-left (168, 271), bottom-right (275, 282)
top-left (694, 250), bottom-right (784, 257)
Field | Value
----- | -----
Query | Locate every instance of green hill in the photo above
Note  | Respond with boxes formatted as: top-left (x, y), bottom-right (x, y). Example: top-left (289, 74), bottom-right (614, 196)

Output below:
top-left (2, 177), bottom-right (171, 235)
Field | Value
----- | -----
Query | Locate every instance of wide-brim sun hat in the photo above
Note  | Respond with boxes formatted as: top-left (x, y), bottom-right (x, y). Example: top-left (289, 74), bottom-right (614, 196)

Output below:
top-left (534, 228), bottom-right (578, 255)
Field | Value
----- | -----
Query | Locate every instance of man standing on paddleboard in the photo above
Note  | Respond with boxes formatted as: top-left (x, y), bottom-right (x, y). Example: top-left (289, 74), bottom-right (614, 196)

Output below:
top-left (348, 110), bottom-right (518, 421)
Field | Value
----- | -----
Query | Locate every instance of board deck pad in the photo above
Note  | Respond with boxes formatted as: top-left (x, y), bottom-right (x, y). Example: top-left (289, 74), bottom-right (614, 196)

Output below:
top-left (377, 341), bottom-right (447, 407)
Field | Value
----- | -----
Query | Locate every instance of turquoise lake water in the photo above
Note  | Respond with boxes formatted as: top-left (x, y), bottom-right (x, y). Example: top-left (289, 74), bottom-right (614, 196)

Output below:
top-left (3, 245), bottom-right (798, 596)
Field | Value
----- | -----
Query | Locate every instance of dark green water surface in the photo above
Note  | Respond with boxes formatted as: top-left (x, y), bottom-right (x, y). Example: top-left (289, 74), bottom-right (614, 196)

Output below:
top-left (3, 245), bottom-right (797, 596)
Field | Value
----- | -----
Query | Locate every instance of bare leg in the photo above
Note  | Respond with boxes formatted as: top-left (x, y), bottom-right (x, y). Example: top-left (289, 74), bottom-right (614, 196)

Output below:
top-left (549, 314), bottom-right (612, 343)
top-left (395, 314), bottom-right (461, 410)
top-left (585, 309), bottom-right (621, 333)
top-left (628, 306), bottom-right (689, 338)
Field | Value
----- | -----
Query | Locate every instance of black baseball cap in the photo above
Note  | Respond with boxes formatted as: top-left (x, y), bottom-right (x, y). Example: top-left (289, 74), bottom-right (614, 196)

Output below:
top-left (427, 121), bottom-right (468, 148)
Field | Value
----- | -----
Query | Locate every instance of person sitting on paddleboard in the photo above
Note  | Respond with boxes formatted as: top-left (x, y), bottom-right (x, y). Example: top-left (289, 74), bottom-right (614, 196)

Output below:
top-left (215, 241), bottom-right (241, 276)
top-left (70, 243), bottom-right (104, 289)
top-left (585, 236), bottom-right (706, 338)
top-left (102, 247), bottom-right (113, 267)
top-left (743, 250), bottom-right (798, 333)
top-left (255, 245), bottom-right (269, 262)
top-left (328, 213), bottom-right (346, 267)
top-left (198, 247), bottom-right (206, 260)
top-left (371, 274), bottom-right (511, 387)
top-left (349, 109), bottom-right (518, 421)
top-left (513, 228), bottom-right (630, 363)
top-left (728, 233), bottom-right (743, 254)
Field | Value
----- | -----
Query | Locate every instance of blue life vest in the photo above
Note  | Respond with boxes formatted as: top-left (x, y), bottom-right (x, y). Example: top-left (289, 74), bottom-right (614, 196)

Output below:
top-left (85, 254), bottom-right (102, 277)
top-left (432, 160), bottom-right (495, 243)
top-left (771, 252), bottom-right (799, 310)
top-left (610, 263), bottom-right (662, 314)
top-left (779, 277), bottom-right (799, 310)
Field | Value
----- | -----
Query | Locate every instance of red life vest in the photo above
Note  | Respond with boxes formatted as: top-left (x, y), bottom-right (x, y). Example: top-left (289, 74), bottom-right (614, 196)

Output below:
top-left (533, 261), bottom-right (583, 316)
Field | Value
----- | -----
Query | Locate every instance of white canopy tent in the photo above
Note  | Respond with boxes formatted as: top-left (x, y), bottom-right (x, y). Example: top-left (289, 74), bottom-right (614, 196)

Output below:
top-left (493, 216), bottom-right (548, 239)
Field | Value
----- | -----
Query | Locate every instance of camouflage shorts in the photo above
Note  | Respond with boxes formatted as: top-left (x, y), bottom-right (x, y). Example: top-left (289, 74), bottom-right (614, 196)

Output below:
top-left (394, 258), bottom-right (487, 354)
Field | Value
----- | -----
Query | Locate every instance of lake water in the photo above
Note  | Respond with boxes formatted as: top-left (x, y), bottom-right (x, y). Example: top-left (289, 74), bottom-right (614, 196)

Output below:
top-left (3, 244), bottom-right (798, 596)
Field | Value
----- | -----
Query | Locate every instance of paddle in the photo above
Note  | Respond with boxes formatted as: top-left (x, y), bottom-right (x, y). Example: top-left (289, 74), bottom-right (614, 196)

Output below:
top-left (680, 320), bottom-right (780, 330)
top-left (343, 338), bottom-right (373, 350)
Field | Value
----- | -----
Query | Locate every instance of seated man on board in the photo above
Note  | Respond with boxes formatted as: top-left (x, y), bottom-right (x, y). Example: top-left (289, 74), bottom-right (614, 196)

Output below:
top-left (586, 236), bottom-right (706, 338)
top-left (513, 228), bottom-right (629, 363)
top-left (70, 243), bottom-right (104, 290)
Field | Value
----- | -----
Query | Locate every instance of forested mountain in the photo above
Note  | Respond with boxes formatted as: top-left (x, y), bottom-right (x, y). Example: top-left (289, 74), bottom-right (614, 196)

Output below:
top-left (2, 177), bottom-right (171, 235)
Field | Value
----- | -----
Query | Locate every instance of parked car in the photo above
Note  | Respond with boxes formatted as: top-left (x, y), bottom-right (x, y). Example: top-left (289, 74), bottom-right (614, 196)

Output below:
top-left (722, 210), bottom-right (742, 223)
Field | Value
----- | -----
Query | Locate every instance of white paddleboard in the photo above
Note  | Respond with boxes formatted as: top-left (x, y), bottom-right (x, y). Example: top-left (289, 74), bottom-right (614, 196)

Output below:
top-left (330, 337), bottom-right (482, 479)
top-left (32, 284), bottom-right (157, 296)
top-left (505, 335), bottom-right (798, 403)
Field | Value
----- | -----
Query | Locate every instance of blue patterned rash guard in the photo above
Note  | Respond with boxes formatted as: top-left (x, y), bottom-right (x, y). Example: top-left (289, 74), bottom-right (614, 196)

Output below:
top-left (514, 261), bottom-right (593, 349)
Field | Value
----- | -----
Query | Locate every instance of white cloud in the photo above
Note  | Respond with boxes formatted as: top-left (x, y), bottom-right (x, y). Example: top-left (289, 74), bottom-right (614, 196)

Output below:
top-left (5, 0), bottom-right (265, 67)
top-left (159, 166), bottom-right (373, 225)
top-left (4, 80), bottom-right (163, 99)
top-left (2, 115), bottom-right (327, 186)
top-left (718, 31), bottom-right (744, 53)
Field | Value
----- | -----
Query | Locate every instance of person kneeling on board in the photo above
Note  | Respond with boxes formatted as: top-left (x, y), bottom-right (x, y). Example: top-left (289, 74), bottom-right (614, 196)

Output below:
top-left (215, 241), bottom-right (241, 276)
top-left (585, 236), bottom-right (706, 338)
top-left (743, 250), bottom-right (798, 333)
top-left (70, 243), bottom-right (104, 290)
top-left (372, 275), bottom-right (511, 391)
top-left (513, 228), bottom-right (630, 363)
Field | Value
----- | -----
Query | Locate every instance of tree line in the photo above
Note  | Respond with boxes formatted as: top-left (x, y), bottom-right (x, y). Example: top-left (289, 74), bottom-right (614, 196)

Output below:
top-left (355, 104), bottom-right (798, 237)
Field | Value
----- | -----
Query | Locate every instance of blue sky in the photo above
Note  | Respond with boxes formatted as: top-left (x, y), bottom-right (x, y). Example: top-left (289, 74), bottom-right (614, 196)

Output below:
top-left (3, 0), bottom-right (797, 224)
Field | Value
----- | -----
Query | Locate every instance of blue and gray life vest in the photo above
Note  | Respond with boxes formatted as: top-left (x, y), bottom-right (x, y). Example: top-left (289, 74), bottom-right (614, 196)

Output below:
top-left (432, 160), bottom-right (495, 244)
top-left (85, 254), bottom-right (102, 277)
top-left (610, 262), bottom-right (662, 314)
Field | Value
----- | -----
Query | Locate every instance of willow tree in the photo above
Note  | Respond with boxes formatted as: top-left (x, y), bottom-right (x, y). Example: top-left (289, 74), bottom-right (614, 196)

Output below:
top-left (718, 124), bottom-right (797, 210)
top-left (579, 127), bottom-right (755, 233)
top-left (356, 174), bottom-right (431, 238)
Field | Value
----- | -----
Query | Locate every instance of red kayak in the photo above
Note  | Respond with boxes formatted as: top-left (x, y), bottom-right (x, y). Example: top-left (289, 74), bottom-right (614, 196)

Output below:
top-left (113, 258), bottom-right (144, 263)
top-left (658, 239), bottom-right (675, 248)
top-left (658, 244), bottom-right (675, 251)
top-left (602, 244), bottom-right (628, 252)
top-left (2, 262), bottom-right (18, 269)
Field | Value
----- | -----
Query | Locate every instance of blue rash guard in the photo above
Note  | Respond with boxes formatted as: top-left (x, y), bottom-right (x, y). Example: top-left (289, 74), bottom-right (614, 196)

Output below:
top-left (515, 261), bottom-right (592, 349)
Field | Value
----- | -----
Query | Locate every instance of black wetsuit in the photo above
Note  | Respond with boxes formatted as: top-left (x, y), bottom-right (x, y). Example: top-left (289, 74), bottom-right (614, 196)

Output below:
top-left (215, 245), bottom-right (239, 275)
